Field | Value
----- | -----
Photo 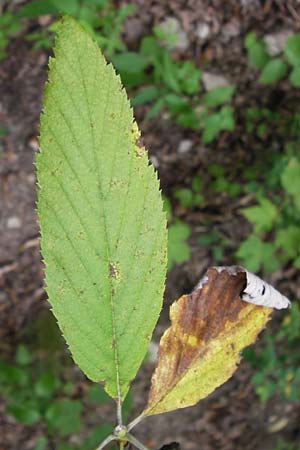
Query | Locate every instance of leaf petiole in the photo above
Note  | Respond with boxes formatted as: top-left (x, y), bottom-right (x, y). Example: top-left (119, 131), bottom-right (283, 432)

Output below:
top-left (127, 433), bottom-right (151, 450)
top-left (95, 426), bottom-right (151, 450)
top-left (127, 413), bottom-right (146, 431)
top-left (95, 434), bottom-right (116, 450)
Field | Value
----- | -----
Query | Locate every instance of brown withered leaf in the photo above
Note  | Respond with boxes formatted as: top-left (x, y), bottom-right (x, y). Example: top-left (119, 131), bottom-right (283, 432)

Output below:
top-left (143, 266), bottom-right (272, 416)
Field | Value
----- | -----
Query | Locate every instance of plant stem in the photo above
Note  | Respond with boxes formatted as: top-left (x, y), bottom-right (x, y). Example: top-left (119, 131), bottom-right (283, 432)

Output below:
top-left (95, 434), bottom-right (115, 450)
top-left (119, 442), bottom-right (125, 450)
top-left (127, 433), bottom-right (151, 450)
top-left (127, 413), bottom-right (146, 431)
top-left (117, 394), bottom-right (122, 427)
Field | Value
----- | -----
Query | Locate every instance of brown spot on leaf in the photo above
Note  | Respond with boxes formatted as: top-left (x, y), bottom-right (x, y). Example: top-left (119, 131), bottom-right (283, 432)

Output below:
top-left (135, 143), bottom-right (146, 157)
top-left (109, 262), bottom-right (119, 279)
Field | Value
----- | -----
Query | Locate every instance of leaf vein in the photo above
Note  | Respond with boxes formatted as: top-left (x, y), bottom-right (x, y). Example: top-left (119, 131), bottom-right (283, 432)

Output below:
top-left (75, 32), bottom-right (121, 403)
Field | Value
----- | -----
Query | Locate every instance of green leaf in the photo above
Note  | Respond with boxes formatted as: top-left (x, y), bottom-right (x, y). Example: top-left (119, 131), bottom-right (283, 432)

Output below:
top-left (289, 66), bottom-right (300, 87)
top-left (281, 157), bottom-right (300, 203)
top-left (36, 17), bottom-right (167, 399)
top-left (241, 197), bottom-right (277, 233)
top-left (201, 106), bottom-right (235, 144)
top-left (176, 109), bottom-right (200, 129)
top-left (33, 436), bottom-right (48, 450)
top-left (258, 58), bottom-right (288, 84)
top-left (57, 445), bottom-right (74, 450)
top-left (140, 36), bottom-right (159, 58)
top-left (0, 123), bottom-right (8, 137)
top-left (153, 24), bottom-right (179, 48)
top-left (111, 52), bottom-right (147, 88)
top-left (208, 163), bottom-right (224, 178)
top-left (245, 32), bottom-right (269, 70)
top-left (132, 86), bottom-right (159, 106)
top-left (165, 94), bottom-right (189, 113)
top-left (45, 399), bottom-right (82, 436)
top-left (146, 98), bottom-right (165, 119)
top-left (51, 0), bottom-right (80, 15)
top-left (7, 401), bottom-right (41, 425)
top-left (0, 360), bottom-right (29, 386)
top-left (79, 425), bottom-right (113, 450)
top-left (168, 221), bottom-right (191, 268)
top-left (178, 61), bottom-right (201, 95)
top-left (201, 113), bottom-right (223, 144)
top-left (293, 256), bottom-right (300, 268)
top-left (282, 303), bottom-right (300, 341)
top-left (202, 86), bottom-right (235, 107)
top-left (174, 188), bottom-right (194, 208)
top-left (198, 229), bottom-right (219, 246)
top-left (121, 389), bottom-right (132, 420)
top-left (191, 176), bottom-right (202, 192)
top-left (15, 345), bottom-right (32, 366)
top-left (17, 0), bottom-right (59, 17)
top-left (161, 53), bottom-right (181, 93)
top-left (35, 372), bottom-right (60, 398)
top-left (62, 381), bottom-right (75, 396)
top-left (219, 105), bottom-right (235, 130)
top-left (284, 34), bottom-right (300, 66)
top-left (236, 235), bottom-right (279, 273)
top-left (87, 384), bottom-right (110, 404)
top-left (162, 196), bottom-right (172, 221)
top-left (275, 226), bottom-right (300, 260)
top-left (111, 52), bottom-right (148, 74)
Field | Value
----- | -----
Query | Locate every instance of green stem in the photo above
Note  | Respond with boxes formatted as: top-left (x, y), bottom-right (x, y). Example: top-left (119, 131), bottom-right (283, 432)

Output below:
top-left (117, 392), bottom-right (123, 427)
top-left (127, 412), bottom-right (146, 431)
top-left (127, 433), bottom-right (151, 450)
top-left (95, 434), bottom-right (115, 450)
top-left (119, 442), bottom-right (125, 450)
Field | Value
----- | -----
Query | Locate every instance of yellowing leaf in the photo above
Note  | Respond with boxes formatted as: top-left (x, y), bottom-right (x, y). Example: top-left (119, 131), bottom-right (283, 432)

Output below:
top-left (144, 267), bottom-right (271, 416)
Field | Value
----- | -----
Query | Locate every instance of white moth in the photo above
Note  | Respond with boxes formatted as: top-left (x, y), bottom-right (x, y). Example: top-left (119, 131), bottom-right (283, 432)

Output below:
top-left (241, 268), bottom-right (290, 310)
top-left (195, 266), bottom-right (290, 310)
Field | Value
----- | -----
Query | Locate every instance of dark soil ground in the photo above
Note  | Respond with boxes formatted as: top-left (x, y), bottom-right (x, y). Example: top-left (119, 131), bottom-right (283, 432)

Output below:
top-left (1, 1), bottom-right (300, 449)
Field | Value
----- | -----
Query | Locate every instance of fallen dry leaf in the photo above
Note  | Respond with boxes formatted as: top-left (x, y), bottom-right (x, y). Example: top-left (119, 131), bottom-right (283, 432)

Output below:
top-left (144, 266), bottom-right (272, 416)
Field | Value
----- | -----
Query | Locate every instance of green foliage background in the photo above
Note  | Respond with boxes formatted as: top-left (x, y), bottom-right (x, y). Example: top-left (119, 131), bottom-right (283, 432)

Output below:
top-left (0, 1), bottom-right (300, 449)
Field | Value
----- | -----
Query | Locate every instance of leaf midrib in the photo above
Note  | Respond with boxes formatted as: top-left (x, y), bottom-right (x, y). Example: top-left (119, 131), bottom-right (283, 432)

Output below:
top-left (74, 31), bottom-right (121, 398)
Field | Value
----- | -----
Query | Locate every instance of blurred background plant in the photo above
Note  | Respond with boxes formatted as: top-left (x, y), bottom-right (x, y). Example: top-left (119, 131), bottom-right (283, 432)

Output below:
top-left (0, 312), bottom-right (131, 450)
top-left (244, 302), bottom-right (300, 404)
top-left (0, 0), bottom-right (135, 56)
top-left (1, 0), bottom-right (300, 449)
